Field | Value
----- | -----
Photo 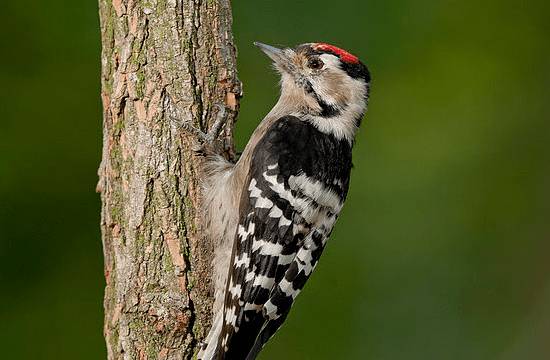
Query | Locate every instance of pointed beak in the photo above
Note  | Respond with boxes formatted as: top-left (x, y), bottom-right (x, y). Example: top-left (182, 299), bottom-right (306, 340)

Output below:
top-left (254, 42), bottom-right (286, 64)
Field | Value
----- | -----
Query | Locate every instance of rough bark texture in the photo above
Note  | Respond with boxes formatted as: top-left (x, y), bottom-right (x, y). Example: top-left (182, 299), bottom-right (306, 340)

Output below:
top-left (97, 0), bottom-right (241, 358)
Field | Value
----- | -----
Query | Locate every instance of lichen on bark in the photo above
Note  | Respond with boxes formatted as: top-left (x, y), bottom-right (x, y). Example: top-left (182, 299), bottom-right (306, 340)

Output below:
top-left (97, 0), bottom-right (241, 358)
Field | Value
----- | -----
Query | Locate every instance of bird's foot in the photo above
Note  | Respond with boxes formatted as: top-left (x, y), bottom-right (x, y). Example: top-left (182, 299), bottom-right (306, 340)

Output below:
top-left (171, 103), bottom-right (228, 155)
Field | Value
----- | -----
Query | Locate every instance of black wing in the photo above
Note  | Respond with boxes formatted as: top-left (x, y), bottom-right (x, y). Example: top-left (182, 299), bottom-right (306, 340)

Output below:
top-left (217, 116), bottom-right (352, 360)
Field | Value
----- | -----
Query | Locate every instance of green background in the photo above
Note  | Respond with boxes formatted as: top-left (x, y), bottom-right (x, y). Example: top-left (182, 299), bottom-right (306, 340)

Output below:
top-left (1, 0), bottom-right (549, 359)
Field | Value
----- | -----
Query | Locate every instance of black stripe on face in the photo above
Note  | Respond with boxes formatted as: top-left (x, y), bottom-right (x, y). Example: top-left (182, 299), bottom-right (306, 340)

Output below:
top-left (303, 79), bottom-right (341, 118)
top-left (318, 98), bottom-right (341, 117)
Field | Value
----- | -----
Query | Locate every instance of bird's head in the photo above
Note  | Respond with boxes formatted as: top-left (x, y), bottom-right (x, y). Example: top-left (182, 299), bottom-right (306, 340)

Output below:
top-left (255, 42), bottom-right (370, 143)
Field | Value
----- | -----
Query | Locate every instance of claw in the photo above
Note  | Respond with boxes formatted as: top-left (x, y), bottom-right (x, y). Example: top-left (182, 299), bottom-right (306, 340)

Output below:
top-left (170, 116), bottom-right (208, 141)
top-left (171, 103), bottom-right (229, 155)
top-left (205, 103), bottom-right (226, 143)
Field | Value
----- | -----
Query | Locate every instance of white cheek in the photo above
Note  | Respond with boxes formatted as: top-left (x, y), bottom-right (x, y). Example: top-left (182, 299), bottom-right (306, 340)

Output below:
top-left (310, 77), bottom-right (334, 104)
top-left (310, 55), bottom-right (346, 105)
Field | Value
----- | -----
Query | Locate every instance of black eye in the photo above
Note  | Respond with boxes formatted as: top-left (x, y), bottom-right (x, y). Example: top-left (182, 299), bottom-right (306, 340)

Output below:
top-left (308, 58), bottom-right (324, 69)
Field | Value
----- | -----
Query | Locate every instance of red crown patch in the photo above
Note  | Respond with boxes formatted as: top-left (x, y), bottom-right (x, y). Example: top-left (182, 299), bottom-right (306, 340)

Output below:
top-left (315, 43), bottom-right (359, 64)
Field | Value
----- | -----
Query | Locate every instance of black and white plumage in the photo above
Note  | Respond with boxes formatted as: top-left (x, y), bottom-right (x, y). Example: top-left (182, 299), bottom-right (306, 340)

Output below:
top-left (196, 42), bottom-right (370, 360)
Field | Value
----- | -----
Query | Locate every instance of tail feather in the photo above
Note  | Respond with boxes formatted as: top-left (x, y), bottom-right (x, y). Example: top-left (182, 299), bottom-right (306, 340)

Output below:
top-left (245, 315), bottom-right (288, 360)
top-left (218, 311), bottom-right (265, 360)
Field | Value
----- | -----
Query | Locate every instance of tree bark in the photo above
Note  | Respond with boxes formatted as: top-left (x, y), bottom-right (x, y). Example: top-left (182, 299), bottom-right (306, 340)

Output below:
top-left (97, 0), bottom-right (241, 358)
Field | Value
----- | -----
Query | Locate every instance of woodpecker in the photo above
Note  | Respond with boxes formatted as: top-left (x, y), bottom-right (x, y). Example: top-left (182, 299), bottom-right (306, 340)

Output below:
top-left (186, 42), bottom-right (370, 360)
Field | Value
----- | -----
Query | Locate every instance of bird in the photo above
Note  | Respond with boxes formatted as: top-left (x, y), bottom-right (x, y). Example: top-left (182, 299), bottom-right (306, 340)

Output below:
top-left (179, 42), bottom-right (370, 360)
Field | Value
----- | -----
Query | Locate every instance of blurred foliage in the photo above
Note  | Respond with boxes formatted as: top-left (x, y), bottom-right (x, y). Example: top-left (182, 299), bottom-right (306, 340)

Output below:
top-left (0, 0), bottom-right (548, 359)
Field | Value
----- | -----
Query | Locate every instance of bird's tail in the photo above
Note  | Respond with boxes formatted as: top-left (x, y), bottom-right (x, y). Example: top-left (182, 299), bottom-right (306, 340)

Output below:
top-left (245, 314), bottom-right (288, 360)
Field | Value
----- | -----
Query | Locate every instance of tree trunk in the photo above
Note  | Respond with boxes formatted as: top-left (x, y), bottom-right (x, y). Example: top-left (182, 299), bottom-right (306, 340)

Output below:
top-left (96, 0), bottom-right (241, 358)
